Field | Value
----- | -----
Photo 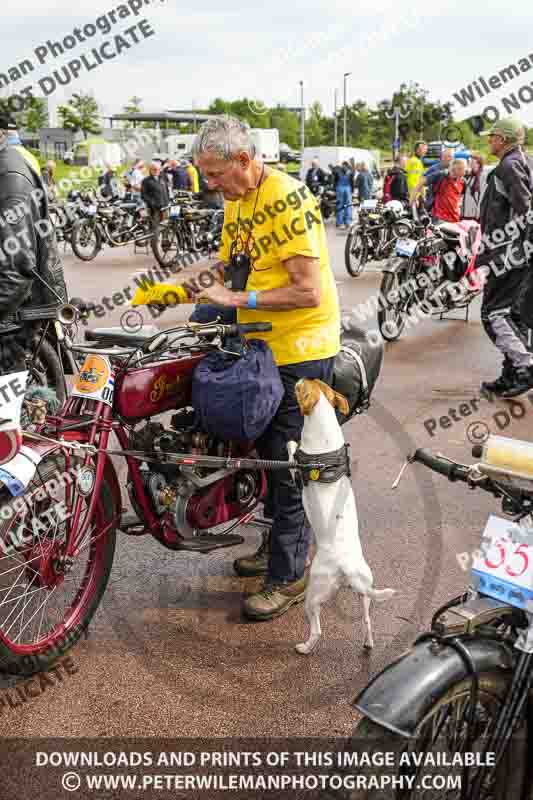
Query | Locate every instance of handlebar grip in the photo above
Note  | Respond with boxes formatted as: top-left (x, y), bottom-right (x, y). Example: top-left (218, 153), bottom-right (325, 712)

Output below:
top-left (412, 448), bottom-right (468, 482)
top-left (235, 322), bottom-right (272, 334)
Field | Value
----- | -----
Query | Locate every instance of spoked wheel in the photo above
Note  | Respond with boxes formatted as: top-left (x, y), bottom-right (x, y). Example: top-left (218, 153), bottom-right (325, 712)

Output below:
top-left (345, 228), bottom-right (369, 277)
top-left (0, 454), bottom-right (117, 676)
top-left (71, 220), bottom-right (102, 261)
top-left (336, 673), bottom-right (528, 799)
top-left (151, 222), bottom-right (182, 266)
top-left (377, 271), bottom-right (408, 341)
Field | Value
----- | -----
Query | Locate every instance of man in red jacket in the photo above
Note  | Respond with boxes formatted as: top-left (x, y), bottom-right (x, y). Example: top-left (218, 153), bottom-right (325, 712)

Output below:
top-left (423, 158), bottom-right (466, 224)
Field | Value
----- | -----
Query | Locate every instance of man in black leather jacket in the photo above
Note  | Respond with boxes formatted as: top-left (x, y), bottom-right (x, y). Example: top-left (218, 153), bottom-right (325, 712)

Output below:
top-left (477, 117), bottom-right (533, 398)
top-left (0, 115), bottom-right (67, 375)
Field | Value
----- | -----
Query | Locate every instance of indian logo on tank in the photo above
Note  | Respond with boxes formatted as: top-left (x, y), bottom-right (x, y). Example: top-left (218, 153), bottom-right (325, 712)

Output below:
top-left (150, 374), bottom-right (182, 403)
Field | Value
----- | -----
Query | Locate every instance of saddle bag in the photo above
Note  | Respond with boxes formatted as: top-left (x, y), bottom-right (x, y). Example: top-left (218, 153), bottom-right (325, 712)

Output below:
top-left (192, 338), bottom-right (284, 442)
top-left (331, 317), bottom-right (384, 425)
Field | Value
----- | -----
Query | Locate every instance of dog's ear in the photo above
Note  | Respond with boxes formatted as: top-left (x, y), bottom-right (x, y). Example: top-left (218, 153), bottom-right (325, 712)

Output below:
top-left (314, 380), bottom-right (349, 415)
top-left (333, 391), bottom-right (349, 415)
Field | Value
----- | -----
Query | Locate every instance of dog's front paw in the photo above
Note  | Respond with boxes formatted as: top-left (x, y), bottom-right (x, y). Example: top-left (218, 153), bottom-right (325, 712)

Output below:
top-left (295, 639), bottom-right (318, 655)
top-left (287, 440), bottom-right (298, 460)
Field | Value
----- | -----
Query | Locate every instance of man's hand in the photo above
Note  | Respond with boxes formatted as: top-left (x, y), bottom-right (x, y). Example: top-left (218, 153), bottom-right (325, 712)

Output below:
top-left (193, 281), bottom-right (235, 306)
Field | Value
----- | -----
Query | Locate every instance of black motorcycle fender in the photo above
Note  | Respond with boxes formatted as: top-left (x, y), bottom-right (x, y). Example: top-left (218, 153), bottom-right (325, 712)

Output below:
top-left (353, 637), bottom-right (513, 739)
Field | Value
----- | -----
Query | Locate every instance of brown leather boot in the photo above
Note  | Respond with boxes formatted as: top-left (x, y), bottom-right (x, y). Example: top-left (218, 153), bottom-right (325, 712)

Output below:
top-left (233, 530), bottom-right (270, 577)
top-left (242, 575), bottom-right (308, 620)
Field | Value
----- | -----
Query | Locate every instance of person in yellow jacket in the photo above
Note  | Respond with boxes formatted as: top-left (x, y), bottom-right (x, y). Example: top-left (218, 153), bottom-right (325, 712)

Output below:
top-left (186, 160), bottom-right (200, 193)
top-left (6, 127), bottom-right (42, 175)
top-left (405, 141), bottom-right (427, 195)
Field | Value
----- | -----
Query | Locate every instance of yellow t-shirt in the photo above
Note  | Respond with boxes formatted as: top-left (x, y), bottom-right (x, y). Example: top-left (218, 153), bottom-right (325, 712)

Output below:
top-left (187, 164), bottom-right (199, 193)
top-left (219, 169), bottom-right (340, 367)
top-left (405, 155), bottom-right (424, 192)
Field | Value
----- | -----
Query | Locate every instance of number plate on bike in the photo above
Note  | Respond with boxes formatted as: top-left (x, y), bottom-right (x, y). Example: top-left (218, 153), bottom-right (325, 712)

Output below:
top-left (170, 205), bottom-right (180, 217)
top-left (361, 199), bottom-right (378, 210)
top-left (395, 238), bottom-right (417, 257)
top-left (72, 354), bottom-right (114, 407)
top-left (471, 514), bottom-right (533, 610)
top-left (87, 205), bottom-right (97, 215)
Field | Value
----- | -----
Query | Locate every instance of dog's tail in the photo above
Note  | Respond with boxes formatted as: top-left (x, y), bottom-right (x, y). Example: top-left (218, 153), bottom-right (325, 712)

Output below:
top-left (367, 587), bottom-right (396, 602)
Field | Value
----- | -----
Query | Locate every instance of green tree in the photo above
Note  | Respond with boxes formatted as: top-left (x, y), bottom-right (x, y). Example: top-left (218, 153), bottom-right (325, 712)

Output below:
top-left (305, 101), bottom-right (326, 145)
top-left (14, 97), bottom-right (49, 133)
top-left (57, 92), bottom-right (101, 138)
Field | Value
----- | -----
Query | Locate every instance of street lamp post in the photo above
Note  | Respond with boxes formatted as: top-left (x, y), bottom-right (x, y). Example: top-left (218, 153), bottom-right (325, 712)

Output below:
top-left (334, 88), bottom-right (338, 146)
top-left (299, 80), bottom-right (305, 156)
top-left (343, 72), bottom-right (351, 147)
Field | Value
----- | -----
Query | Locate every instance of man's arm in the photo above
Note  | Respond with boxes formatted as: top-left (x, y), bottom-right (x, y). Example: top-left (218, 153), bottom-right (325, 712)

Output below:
top-left (0, 194), bottom-right (36, 318)
top-left (501, 155), bottom-right (532, 218)
top-left (229, 255), bottom-right (321, 311)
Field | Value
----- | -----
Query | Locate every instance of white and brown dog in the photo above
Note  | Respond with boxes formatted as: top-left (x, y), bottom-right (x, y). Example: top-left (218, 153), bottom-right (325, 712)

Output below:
top-left (288, 378), bottom-right (395, 655)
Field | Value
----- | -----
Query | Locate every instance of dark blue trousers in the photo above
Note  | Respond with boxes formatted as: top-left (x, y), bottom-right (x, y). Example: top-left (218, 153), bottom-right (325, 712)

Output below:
top-left (255, 356), bottom-right (335, 584)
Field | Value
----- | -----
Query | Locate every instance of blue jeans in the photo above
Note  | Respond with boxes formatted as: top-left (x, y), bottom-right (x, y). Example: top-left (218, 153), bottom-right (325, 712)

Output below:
top-left (255, 356), bottom-right (335, 584)
top-left (336, 186), bottom-right (353, 226)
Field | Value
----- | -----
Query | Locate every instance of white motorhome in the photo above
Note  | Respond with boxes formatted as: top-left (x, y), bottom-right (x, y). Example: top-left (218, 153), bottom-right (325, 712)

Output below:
top-left (250, 129), bottom-right (280, 163)
top-left (300, 146), bottom-right (381, 182)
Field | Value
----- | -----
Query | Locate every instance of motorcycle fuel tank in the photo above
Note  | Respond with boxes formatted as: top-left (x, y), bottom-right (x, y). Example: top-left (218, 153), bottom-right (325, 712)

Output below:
top-left (114, 353), bottom-right (206, 420)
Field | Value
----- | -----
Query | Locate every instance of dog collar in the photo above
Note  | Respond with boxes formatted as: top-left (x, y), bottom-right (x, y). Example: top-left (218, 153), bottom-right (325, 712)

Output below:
top-left (294, 443), bottom-right (351, 486)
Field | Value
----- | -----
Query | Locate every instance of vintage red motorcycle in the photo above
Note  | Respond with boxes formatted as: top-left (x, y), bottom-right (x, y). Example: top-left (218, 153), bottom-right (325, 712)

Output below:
top-left (0, 319), bottom-right (279, 676)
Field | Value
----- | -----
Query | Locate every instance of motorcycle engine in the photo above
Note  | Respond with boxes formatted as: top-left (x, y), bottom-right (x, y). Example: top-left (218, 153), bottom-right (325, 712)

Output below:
top-left (126, 418), bottom-right (263, 537)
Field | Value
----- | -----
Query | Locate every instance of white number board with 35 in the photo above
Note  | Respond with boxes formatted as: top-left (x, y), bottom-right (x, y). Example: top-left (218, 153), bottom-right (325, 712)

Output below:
top-left (471, 514), bottom-right (533, 611)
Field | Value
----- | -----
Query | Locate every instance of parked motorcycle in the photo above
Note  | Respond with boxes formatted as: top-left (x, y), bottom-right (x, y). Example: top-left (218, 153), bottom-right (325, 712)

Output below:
top-left (316, 183), bottom-right (337, 221)
top-left (70, 198), bottom-right (158, 261)
top-left (345, 436), bottom-right (533, 799)
top-left (345, 199), bottom-right (408, 277)
top-left (151, 196), bottom-right (223, 267)
top-left (377, 217), bottom-right (481, 342)
top-left (49, 190), bottom-right (95, 247)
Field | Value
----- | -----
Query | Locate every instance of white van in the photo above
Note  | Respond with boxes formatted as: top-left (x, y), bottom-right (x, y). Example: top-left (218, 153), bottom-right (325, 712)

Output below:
top-left (300, 146), bottom-right (380, 179)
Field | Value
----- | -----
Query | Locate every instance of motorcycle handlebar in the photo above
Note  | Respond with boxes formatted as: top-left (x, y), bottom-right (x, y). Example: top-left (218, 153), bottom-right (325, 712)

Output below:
top-left (411, 448), bottom-right (470, 482)
top-left (227, 322), bottom-right (272, 334)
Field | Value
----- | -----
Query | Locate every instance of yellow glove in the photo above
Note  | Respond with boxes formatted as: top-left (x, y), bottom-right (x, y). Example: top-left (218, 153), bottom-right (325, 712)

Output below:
top-left (131, 283), bottom-right (190, 306)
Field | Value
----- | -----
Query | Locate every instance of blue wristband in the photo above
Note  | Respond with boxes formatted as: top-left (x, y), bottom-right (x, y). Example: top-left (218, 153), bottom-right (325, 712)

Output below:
top-left (247, 291), bottom-right (257, 309)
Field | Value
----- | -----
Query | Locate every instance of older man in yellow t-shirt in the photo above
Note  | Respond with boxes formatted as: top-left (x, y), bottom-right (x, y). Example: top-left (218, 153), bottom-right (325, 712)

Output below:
top-left (191, 115), bottom-right (340, 621)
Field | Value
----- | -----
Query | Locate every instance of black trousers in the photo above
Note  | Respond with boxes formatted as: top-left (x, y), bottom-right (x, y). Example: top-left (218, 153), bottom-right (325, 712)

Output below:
top-left (255, 356), bottom-right (335, 584)
top-left (480, 265), bottom-right (532, 369)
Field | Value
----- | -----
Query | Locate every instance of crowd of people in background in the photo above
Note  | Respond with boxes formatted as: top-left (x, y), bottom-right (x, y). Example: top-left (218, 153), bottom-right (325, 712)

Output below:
top-left (304, 158), bottom-right (375, 229)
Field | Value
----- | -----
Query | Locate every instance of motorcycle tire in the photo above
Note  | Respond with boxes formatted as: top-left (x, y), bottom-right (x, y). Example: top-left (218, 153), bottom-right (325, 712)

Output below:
top-left (330, 673), bottom-right (528, 800)
top-left (28, 337), bottom-right (67, 406)
top-left (71, 220), bottom-right (102, 261)
top-left (151, 222), bottom-right (180, 267)
top-left (377, 271), bottom-right (408, 342)
top-left (0, 453), bottom-right (117, 677)
top-left (345, 229), bottom-right (368, 277)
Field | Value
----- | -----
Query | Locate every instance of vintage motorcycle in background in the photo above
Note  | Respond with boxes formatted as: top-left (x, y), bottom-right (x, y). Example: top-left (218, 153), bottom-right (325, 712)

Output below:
top-left (377, 217), bottom-right (482, 342)
top-left (344, 199), bottom-right (409, 277)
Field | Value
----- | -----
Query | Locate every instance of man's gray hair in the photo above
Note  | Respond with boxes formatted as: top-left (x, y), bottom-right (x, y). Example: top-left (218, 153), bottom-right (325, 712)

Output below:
top-left (451, 157), bottom-right (467, 169)
top-left (192, 115), bottom-right (257, 161)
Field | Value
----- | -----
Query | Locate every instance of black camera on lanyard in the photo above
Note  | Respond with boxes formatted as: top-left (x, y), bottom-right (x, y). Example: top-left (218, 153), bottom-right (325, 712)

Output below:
top-left (226, 250), bottom-right (252, 292)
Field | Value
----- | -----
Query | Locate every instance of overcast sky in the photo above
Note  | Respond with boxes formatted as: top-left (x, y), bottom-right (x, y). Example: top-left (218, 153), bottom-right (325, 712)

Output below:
top-left (2, 0), bottom-right (533, 128)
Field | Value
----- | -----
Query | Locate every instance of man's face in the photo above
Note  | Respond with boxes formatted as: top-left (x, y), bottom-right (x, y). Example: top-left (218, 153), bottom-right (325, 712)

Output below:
top-left (441, 150), bottom-right (453, 167)
top-left (416, 143), bottom-right (428, 158)
top-left (196, 151), bottom-right (254, 200)
top-left (488, 133), bottom-right (506, 156)
top-left (150, 165), bottom-right (160, 177)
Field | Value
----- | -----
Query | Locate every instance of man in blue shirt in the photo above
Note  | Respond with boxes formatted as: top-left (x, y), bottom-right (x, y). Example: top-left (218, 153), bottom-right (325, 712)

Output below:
top-left (334, 161), bottom-right (355, 228)
top-left (355, 162), bottom-right (373, 202)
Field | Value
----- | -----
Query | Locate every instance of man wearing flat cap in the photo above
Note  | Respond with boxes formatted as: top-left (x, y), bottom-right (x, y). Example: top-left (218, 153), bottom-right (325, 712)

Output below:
top-left (478, 117), bottom-right (533, 398)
